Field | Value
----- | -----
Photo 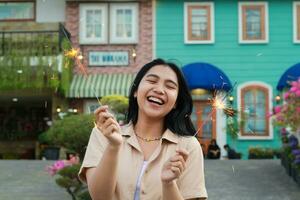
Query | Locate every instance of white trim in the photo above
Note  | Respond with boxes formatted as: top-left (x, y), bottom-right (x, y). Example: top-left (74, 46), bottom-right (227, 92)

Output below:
top-left (109, 3), bottom-right (139, 44)
top-left (152, 0), bottom-right (156, 59)
top-left (184, 2), bottom-right (215, 44)
top-left (293, 2), bottom-right (300, 43)
top-left (237, 81), bottom-right (273, 140)
top-left (238, 2), bottom-right (269, 44)
top-left (216, 92), bottom-right (227, 158)
top-left (79, 3), bottom-right (108, 44)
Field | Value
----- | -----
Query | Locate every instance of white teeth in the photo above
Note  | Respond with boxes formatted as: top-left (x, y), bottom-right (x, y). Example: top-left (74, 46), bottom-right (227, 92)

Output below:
top-left (148, 96), bottom-right (164, 105)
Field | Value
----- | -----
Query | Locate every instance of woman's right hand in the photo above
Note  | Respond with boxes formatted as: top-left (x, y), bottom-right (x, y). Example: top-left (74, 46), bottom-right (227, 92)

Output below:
top-left (94, 105), bottom-right (123, 148)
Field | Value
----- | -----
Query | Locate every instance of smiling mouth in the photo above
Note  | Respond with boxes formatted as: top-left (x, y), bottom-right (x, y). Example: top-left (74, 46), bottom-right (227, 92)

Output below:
top-left (147, 96), bottom-right (164, 105)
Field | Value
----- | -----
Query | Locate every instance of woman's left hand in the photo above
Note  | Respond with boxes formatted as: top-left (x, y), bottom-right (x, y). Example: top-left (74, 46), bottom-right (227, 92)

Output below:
top-left (161, 149), bottom-right (189, 184)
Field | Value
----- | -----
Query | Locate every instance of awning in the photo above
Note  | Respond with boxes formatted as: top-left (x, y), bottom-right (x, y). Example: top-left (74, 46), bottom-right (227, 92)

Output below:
top-left (277, 63), bottom-right (300, 91)
top-left (182, 62), bottom-right (232, 92)
top-left (68, 73), bottom-right (135, 98)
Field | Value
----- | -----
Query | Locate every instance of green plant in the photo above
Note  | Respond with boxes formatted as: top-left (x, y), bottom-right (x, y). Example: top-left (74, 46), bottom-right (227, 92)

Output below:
top-left (47, 158), bottom-right (91, 200)
top-left (0, 36), bottom-right (73, 95)
top-left (225, 109), bottom-right (246, 140)
top-left (39, 114), bottom-right (94, 160)
top-left (272, 78), bottom-right (300, 132)
top-left (55, 164), bottom-right (90, 200)
top-left (100, 95), bottom-right (129, 122)
top-left (248, 147), bottom-right (275, 159)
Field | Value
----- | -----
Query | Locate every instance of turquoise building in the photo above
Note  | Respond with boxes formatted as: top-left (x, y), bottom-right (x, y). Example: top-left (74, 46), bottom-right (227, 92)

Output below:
top-left (154, 0), bottom-right (300, 158)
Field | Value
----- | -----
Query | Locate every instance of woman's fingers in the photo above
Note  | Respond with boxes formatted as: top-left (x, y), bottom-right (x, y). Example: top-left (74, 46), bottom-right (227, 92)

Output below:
top-left (176, 149), bottom-right (189, 161)
top-left (98, 112), bottom-right (115, 124)
top-left (171, 160), bottom-right (185, 173)
top-left (171, 166), bottom-right (181, 177)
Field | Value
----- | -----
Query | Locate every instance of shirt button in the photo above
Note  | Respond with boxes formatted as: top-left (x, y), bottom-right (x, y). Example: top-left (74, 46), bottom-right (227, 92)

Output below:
top-left (145, 170), bottom-right (148, 174)
top-left (141, 190), bottom-right (146, 194)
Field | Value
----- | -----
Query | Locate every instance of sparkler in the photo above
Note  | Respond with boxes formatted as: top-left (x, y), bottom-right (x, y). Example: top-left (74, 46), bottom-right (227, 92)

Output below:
top-left (192, 81), bottom-right (237, 138)
top-left (64, 47), bottom-right (101, 106)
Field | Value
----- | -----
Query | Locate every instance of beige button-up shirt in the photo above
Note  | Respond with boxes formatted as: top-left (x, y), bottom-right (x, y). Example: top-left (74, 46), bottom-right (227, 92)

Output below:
top-left (79, 123), bottom-right (208, 200)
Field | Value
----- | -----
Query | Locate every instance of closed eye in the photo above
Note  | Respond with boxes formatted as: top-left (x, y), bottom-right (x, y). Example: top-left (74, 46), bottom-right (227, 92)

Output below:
top-left (166, 84), bottom-right (176, 90)
top-left (146, 79), bottom-right (157, 84)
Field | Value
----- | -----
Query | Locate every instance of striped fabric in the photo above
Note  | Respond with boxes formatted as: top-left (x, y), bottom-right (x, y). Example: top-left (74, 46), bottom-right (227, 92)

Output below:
top-left (68, 73), bottom-right (136, 98)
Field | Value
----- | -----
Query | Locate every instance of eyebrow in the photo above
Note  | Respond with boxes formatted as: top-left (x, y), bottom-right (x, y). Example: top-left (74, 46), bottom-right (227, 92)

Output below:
top-left (145, 74), bottom-right (178, 87)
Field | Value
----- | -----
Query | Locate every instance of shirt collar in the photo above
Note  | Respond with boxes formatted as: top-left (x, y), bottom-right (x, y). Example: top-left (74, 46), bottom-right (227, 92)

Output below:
top-left (121, 123), bottom-right (179, 144)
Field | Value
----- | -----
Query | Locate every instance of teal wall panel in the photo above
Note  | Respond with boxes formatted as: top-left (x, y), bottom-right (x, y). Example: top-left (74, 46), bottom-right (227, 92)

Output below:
top-left (156, 0), bottom-right (297, 158)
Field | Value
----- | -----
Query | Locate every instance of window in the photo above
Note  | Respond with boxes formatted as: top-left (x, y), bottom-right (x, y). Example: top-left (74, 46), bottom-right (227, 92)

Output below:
top-left (80, 4), bottom-right (108, 44)
top-left (0, 1), bottom-right (35, 21)
top-left (239, 2), bottom-right (268, 43)
top-left (110, 3), bottom-right (138, 44)
top-left (293, 2), bottom-right (300, 43)
top-left (79, 3), bottom-right (138, 44)
top-left (184, 2), bottom-right (214, 44)
top-left (237, 82), bottom-right (273, 140)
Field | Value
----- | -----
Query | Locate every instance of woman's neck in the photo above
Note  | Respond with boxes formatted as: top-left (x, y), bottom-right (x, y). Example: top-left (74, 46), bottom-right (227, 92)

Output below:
top-left (134, 116), bottom-right (165, 138)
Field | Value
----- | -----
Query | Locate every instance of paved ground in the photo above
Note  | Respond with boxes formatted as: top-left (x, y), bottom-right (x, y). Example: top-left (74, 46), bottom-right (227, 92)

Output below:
top-left (205, 160), bottom-right (300, 200)
top-left (0, 159), bottom-right (299, 200)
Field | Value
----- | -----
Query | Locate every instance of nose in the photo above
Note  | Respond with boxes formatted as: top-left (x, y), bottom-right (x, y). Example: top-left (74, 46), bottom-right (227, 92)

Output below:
top-left (153, 85), bottom-right (165, 95)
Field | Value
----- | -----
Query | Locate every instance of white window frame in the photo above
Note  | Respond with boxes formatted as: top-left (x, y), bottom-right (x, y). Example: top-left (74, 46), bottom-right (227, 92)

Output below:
top-left (293, 2), bottom-right (300, 43)
top-left (79, 3), bottom-right (108, 44)
top-left (184, 2), bottom-right (215, 44)
top-left (237, 81), bottom-right (273, 140)
top-left (238, 2), bottom-right (269, 44)
top-left (110, 3), bottom-right (139, 44)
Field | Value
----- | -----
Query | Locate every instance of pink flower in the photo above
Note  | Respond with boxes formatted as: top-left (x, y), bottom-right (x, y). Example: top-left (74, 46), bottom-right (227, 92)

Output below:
top-left (46, 160), bottom-right (66, 176)
top-left (266, 112), bottom-right (273, 118)
top-left (46, 156), bottom-right (80, 176)
top-left (274, 106), bottom-right (281, 114)
top-left (66, 155), bottom-right (80, 165)
top-left (296, 90), bottom-right (300, 97)
top-left (290, 86), bottom-right (298, 93)
top-left (284, 92), bottom-right (290, 100)
top-left (291, 81), bottom-right (298, 87)
top-left (297, 107), bottom-right (300, 113)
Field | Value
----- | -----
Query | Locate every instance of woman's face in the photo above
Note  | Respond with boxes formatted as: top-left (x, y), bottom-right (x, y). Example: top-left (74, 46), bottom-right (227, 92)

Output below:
top-left (135, 65), bottom-right (179, 120)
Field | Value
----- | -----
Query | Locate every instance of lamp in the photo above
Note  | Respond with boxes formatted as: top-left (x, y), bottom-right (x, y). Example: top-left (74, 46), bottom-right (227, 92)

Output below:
top-left (132, 48), bottom-right (136, 62)
top-left (229, 95), bottom-right (234, 105)
top-left (191, 88), bottom-right (209, 95)
top-left (56, 106), bottom-right (61, 113)
top-left (275, 94), bottom-right (281, 104)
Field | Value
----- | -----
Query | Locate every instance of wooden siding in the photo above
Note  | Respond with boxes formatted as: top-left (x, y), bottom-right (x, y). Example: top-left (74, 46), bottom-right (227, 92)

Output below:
top-left (156, 0), bottom-right (292, 157)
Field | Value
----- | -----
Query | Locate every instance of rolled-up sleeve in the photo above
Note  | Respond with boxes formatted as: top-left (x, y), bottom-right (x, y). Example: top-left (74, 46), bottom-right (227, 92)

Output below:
top-left (78, 127), bottom-right (108, 183)
top-left (177, 137), bottom-right (208, 199)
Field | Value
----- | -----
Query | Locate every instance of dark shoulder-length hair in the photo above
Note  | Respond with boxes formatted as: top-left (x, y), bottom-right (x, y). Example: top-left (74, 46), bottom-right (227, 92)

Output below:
top-left (125, 58), bottom-right (196, 136)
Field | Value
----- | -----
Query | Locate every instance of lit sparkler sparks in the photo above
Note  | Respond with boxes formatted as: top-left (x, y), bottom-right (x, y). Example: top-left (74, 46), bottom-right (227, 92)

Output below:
top-left (192, 80), bottom-right (237, 138)
top-left (64, 46), bottom-right (102, 110)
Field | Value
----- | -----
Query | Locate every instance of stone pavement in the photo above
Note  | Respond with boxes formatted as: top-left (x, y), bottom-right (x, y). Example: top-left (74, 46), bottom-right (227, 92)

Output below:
top-left (205, 160), bottom-right (300, 200)
top-left (0, 160), bottom-right (299, 200)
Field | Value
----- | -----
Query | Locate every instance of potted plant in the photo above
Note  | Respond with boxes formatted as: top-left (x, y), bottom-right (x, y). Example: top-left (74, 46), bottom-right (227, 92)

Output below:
top-left (273, 78), bottom-right (300, 139)
top-left (248, 147), bottom-right (274, 159)
top-left (39, 113), bottom-right (94, 160)
top-left (291, 149), bottom-right (300, 186)
top-left (46, 155), bottom-right (91, 200)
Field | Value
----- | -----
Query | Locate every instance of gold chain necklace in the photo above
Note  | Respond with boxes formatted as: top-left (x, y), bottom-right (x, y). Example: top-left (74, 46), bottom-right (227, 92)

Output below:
top-left (135, 133), bottom-right (162, 142)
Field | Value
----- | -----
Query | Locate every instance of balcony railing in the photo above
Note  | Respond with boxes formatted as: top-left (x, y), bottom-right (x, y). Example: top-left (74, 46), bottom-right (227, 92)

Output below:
top-left (0, 23), bottom-right (71, 56)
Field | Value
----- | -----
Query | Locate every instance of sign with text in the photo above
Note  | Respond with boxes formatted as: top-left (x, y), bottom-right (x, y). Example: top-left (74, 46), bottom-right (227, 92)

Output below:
top-left (89, 51), bottom-right (129, 66)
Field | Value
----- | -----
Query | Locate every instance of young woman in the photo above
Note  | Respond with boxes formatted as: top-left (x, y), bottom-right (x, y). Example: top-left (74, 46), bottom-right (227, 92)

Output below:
top-left (79, 58), bottom-right (207, 200)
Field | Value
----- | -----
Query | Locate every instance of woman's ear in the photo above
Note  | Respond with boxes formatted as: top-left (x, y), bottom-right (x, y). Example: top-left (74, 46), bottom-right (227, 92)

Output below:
top-left (134, 92), bottom-right (137, 98)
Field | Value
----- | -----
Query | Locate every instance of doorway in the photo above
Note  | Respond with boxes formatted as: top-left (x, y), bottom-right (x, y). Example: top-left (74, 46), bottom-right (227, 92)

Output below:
top-left (191, 100), bottom-right (216, 155)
